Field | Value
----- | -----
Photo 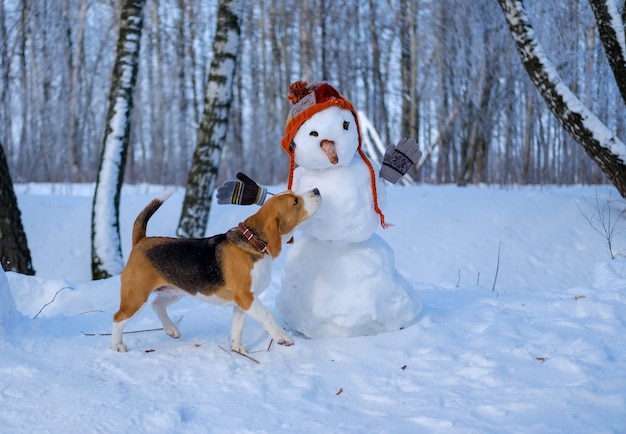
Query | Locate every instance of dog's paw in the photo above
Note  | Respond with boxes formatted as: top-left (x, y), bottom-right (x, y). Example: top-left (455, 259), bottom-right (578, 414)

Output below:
top-left (231, 342), bottom-right (248, 353)
top-left (276, 334), bottom-right (294, 346)
top-left (164, 326), bottom-right (181, 339)
top-left (113, 343), bottom-right (128, 352)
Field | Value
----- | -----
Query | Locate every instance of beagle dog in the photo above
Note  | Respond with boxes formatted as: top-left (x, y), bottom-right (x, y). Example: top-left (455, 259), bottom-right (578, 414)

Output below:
top-left (111, 188), bottom-right (322, 353)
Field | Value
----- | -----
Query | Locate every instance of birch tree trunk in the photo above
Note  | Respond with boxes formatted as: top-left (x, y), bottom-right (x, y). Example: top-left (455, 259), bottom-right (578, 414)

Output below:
top-left (588, 0), bottom-right (626, 104)
top-left (0, 143), bottom-right (34, 275)
top-left (91, 0), bottom-right (145, 280)
top-left (177, 0), bottom-right (242, 238)
top-left (496, 0), bottom-right (626, 198)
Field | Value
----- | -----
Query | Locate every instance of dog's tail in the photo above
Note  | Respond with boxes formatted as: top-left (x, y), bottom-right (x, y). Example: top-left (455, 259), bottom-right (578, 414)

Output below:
top-left (132, 190), bottom-right (173, 246)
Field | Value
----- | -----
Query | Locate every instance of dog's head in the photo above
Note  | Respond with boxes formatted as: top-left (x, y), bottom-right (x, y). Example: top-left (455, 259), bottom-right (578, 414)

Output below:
top-left (245, 189), bottom-right (322, 258)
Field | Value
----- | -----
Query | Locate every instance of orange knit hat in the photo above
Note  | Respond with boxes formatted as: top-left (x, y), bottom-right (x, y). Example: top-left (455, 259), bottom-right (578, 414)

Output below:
top-left (281, 81), bottom-right (389, 228)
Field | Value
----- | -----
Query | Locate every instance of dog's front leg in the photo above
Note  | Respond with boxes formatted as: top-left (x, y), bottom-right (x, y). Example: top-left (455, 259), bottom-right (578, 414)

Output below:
top-left (244, 297), bottom-right (294, 347)
top-left (230, 305), bottom-right (247, 353)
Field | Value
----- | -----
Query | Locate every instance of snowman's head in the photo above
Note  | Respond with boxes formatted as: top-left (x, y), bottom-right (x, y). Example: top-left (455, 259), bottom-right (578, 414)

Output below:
top-left (280, 80), bottom-right (389, 228)
top-left (281, 81), bottom-right (363, 171)
top-left (292, 106), bottom-right (359, 169)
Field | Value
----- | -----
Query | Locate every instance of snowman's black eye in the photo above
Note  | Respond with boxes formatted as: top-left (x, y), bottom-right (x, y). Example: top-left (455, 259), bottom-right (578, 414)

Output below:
top-left (310, 131), bottom-right (318, 137)
top-left (343, 121), bottom-right (350, 130)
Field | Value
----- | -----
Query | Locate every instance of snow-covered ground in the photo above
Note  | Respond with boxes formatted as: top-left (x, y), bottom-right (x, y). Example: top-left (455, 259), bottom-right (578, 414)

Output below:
top-left (1, 183), bottom-right (625, 433)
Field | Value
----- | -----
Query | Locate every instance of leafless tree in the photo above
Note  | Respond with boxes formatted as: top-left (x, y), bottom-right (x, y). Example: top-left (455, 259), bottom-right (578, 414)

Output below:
top-left (91, 0), bottom-right (145, 279)
top-left (0, 143), bottom-right (34, 275)
top-left (497, 0), bottom-right (626, 198)
top-left (177, 0), bottom-right (242, 238)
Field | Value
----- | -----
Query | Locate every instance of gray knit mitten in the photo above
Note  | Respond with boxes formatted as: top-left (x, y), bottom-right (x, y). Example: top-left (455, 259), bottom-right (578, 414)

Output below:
top-left (380, 137), bottom-right (422, 184)
top-left (216, 172), bottom-right (267, 205)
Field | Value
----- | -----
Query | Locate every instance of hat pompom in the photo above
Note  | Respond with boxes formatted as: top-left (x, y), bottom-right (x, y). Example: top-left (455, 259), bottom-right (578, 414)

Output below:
top-left (288, 81), bottom-right (310, 105)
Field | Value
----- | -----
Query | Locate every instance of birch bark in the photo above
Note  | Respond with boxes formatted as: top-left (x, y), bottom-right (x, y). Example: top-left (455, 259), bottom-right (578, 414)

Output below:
top-left (497, 0), bottom-right (626, 197)
top-left (91, 0), bottom-right (145, 279)
top-left (177, 0), bottom-right (242, 238)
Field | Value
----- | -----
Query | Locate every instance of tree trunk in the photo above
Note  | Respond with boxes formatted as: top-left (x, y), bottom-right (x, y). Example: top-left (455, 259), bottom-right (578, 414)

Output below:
top-left (496, 0), bottom-right (626, 198)
top-left (588, 0), bottom-right (626, 104)
top-left (67, 0), bottom-right (88, 181)
top-left (400, 0), bottom-right (418, 140)
top-left (91, 0), bottom-right (145, 280)
top-left (0, 0), bottom-right (9, 153)
top-left (177, 0), bottom-right (242, 238)
top-left (367, 0), bottom-right (390, 142)
top-left (299, 0), bottom-right (312, 81)
top-left (0, 143), bottom-right (34, 275)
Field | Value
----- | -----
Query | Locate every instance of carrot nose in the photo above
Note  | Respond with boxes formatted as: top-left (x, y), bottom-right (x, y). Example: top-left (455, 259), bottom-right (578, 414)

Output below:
top-left (320, 140), bottom-right (338, 164)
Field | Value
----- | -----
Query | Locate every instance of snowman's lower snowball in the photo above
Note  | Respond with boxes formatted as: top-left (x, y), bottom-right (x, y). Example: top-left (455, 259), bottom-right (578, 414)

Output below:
top-left (277, 234), bottom-right (422, 338)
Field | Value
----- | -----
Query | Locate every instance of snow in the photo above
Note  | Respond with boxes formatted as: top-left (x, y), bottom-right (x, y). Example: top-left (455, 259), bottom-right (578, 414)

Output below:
top-left (0, 268), bottom-right (20, 337)
top-left (2, 183), bottom-right (626, 433)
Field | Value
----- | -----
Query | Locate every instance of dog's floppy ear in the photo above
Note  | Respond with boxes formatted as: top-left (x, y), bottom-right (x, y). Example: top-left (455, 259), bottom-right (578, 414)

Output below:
top-left (261, 193), bottom-right (299, 257)
top-left (245, 199), bottom-right (283, 258)
top-left (276, 192), bottom-right (306, 234)
top-left (264, 216), bottom-right (284, 258)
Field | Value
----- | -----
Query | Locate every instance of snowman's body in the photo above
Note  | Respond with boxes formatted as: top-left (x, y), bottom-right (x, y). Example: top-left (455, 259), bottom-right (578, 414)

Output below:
top-left (276, 106), bottom-right (422, 338)
top-left (290, 154), bottom-right (385, 243)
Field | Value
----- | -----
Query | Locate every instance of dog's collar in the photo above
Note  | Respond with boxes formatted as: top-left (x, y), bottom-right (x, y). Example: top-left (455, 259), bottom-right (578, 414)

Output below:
top-left (238, 222), bottom-right (268, 254)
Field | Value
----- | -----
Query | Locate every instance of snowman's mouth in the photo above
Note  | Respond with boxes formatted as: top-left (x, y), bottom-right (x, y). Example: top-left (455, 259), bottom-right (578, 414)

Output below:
top-left (320, 140), bottom-right (338, 165)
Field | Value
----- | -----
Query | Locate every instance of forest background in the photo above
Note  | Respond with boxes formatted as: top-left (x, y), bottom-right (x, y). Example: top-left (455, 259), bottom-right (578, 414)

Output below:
top-left (2, 0), bottom-right (625, 188)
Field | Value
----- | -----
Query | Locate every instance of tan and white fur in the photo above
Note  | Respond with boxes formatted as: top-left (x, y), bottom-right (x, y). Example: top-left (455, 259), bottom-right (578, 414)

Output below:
top-left (112, 189), bottom-right (321, 352)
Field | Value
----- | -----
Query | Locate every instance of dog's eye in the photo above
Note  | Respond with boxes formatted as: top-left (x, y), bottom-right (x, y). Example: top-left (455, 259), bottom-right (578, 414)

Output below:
top-left (309, 131), bottom-right (318, 137)
top-left (293, 197), bottom-right (299, 206)
top-left (343, 121), bottom-right (350, 130)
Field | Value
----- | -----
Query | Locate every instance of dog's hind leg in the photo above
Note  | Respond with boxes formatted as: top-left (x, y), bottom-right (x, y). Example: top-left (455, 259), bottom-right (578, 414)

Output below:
top-left (114, 265), bottom-right (156, 352)
top-left (111, 318), bottom-right (132, 352)
top-left (112, 300), bottom-right (148, 352)
top-left (230, 305), bottom-right (248, 353)
top-left (151, 288), bottom-right (184, 338)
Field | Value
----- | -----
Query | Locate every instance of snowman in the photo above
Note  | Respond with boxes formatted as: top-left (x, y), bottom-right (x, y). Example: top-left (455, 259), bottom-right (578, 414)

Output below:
top-left (218, 81), bottom-right (422, 338)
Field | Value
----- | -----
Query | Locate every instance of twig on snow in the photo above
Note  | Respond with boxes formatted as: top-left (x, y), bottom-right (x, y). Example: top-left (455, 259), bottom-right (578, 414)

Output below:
top-left (218, 344), bottom-right (232, 354)
top-left (218, 345), bottom-right (261, 364)
top-left (81, 315), bottom-right (183, 336)
top-left (33, 286), bottom-right (73, 319)
top-left (79, 310), bottom-right (105, 315)
top-left (220, 345), bottom-right (260, 364)
top-left (491, 241), bottom-right (502, 292)
top-left (232, 349), bottom-right (261, 364)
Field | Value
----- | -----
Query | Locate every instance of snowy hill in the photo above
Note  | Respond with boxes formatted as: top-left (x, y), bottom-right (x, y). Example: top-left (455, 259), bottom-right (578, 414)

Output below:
top-left (1, 183), bottom-right (625, 433)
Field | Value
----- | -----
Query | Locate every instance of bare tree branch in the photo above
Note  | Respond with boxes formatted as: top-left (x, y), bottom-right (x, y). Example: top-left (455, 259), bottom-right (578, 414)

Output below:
top-left (588, 0), bottom-right (626, 104)
top-left (496, 0), bottom-right (626, 198)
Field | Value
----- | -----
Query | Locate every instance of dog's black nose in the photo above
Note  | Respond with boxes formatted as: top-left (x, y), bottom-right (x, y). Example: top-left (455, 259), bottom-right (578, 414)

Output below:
top-left (313, 188), bottom-right (320, 196)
